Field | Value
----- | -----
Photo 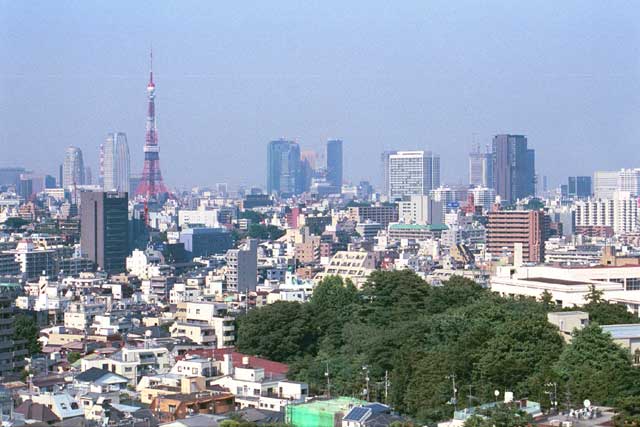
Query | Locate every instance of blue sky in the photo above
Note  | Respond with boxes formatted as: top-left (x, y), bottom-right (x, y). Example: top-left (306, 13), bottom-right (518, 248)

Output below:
top-left (1, 1), bottom-right (639, 189)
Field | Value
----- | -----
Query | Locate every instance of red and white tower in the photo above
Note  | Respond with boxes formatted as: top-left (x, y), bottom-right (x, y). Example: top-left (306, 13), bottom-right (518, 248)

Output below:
top-left (135, 49), bottom-right (169, 199)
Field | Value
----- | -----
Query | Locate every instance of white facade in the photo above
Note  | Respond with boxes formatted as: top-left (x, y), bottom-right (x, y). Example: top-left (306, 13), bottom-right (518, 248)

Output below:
top-left (397, 195), bottom-right (443, 225)
top-left (594, 171), bottom-right (619, 200)
top-left (63, 146), bottom-right (85, 189)
top-left (618, 169), bottom-right (640, 196)
top-left (225, 239), bottom-right (258, 293)
top-left (178, 208), bottom-right (219, 228)
top-left (388, 151), bottom-right (440, 200)
top-left (470, 186), bottom-right (496, 212)
top-left (102, 132), bottom-right (130, 193)
top-left (574, 191), bottom-right (639, 234)
top-left (490, 264), bottom-right (640, 315)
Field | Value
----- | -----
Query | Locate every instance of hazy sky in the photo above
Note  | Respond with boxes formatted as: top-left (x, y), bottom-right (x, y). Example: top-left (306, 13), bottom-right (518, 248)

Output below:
top-left (1, 1), bottom-right (639, 190)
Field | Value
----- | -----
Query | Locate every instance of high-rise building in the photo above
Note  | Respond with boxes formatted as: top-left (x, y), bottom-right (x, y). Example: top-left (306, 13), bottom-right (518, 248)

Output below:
top-left (468, 145), bottom-right (493, 187)
top-left (225, 239), bottom-right (258, 293)
top-left (617, 169), bottom-right (640, 196)
top-left (380, 150), bottom-right (397, 197)
top-left (486, 210), bottom-right (545, 263)
top-left (80, 191), bottom-right (129, 274)
top-left (267, 139), bottom-right (301, 196)
top-left (387, 151), bottom-right (440, 200)
top-left (567, 176), bottom-right (592, 198)
top-left (574, 191), bottom-right (639, 235)
top-left (135, 50), bottom-right (169, 199)
top-left (103, 132), bottom-right (131, 193)
top-left (470, 186), bottom-right (497, 212)
top-left (326, 139), bottom-right (343, 190)
top-left (300, 150), bottom-right (317, 193)
top-left (62, 146), bottom-right (85, 189)
top-left (492, 134), bottom-right (535, 203)
top-left (593, 171), bottom-right (618, 200)
top-left (0, 167), bottom-right (26, 188)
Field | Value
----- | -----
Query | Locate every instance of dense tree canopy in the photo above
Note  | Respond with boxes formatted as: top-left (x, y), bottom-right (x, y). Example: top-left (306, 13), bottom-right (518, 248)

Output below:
top-left (236, 272), bottom-right (640, 424)
top-left (14, 315), bottom-right (41, 355)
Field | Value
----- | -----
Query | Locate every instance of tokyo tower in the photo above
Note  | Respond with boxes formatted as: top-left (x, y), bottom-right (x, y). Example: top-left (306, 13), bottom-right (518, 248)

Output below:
top-left (135, 49), bottom-right (169, 199)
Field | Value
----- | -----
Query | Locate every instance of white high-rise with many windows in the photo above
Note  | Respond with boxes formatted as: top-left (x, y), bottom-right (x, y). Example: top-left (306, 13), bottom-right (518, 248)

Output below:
top-left (62, 146), bottom-right (85, 189)
top-left (102, 132), bottom-right (130, 194)
top-left (388, 151), bottom-right (440, 200)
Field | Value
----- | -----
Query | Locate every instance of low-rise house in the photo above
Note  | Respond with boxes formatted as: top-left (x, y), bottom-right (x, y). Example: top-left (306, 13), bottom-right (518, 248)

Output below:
top-left (81, 345), bottom-right (171, 386)
top-left (73, 367), bottom-right (129, 397)
top-left (149, 390), bottom-right (235, 422)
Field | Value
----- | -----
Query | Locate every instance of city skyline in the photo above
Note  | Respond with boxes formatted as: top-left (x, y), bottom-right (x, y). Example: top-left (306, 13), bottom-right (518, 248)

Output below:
top-left (2, 2), bottom-right (639, 189)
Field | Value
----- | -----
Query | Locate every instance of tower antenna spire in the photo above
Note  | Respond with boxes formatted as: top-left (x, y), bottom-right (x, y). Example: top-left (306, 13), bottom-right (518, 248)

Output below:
top-left (149, 47), bottom-right (154, 85)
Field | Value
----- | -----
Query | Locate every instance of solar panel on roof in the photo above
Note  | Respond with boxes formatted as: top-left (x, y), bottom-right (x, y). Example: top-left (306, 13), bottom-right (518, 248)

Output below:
top-left (343, 407), bottom-right (370, 422)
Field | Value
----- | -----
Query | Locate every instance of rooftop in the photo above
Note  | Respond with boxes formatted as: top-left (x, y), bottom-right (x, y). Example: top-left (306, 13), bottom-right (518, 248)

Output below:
top-left (601, 324), bottom-right (640, 339)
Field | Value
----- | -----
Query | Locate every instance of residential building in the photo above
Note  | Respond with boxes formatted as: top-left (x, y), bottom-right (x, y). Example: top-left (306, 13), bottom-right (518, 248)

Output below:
top-left (80, 191), bottom-right (129, 274)
top-left (178, 208), bottom-right (219, 228)
top-left (315, 251), bottom-right (376, 287)
top-left (388, 151), bottom-right (440, 200)
top-left (486, 210), bottom-right (545, 263)
top-left (397, 195), bottom-right (443, 224)
top-left (149, 390), bottom-right (234, 422)
top-left (81, 345), bottom-right (171, 386)
top-left (470, 186), bottom-right (496, 213)
top-left (347, 205), bottom-right (398, 228)
top-left (594, 171), bottom-right (618, 200)
top-left (225, 239), bottom-right (258, 293)
top-left (574, 191), bottom-right (639, 235)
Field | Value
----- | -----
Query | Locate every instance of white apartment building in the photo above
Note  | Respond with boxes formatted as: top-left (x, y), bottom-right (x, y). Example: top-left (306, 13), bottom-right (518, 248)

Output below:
top-left (574, 191), bottom-right (638, 234)
top-left (594, 171), bottom-right (618, 200)
top-left (388, 151), bottom-right (440, 200)
top-left (175, 301), bottom-right (235, 348)
top-left (315, 251), bottom-right (376, 287)
top-left (490, 264), bottom-right (640, 315)
top-left (225, 239), bottom-right (258, 293)
top-left (178, 208), bottom-right (219, 228)
top-left (618, 169), bottom-right (640, 196)
top-left (397, 195), bottom-right (443, 225)
top-left (470, 186), bottom-right (496, 212)
top-left (81, 345), bottom-right (171, 386)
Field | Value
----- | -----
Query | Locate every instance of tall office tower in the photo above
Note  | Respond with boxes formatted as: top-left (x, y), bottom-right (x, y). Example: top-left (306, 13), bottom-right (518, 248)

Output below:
top-left (267, 139), bottom-right (302, 196)
top-left (486, 210), bottom-right (546, 263)
top-left (593, 171), bottom-right (618, 200)
top-left (492, 134), bottom-right (535, 203)
top-left (62, 146), bottom-right (85, 189)
top-left (326, 139), bottom-right (343, 190)
top-left (300, 150), bottom-right (317, 193)
top-left (381, 150), bottom-right (397, 196)
top-left (225, 239), bottom-right (258, 293)
top-left (388, 151), bottom-right (440, 200)
top-left (103, 132), bottom-right (131, 193)
top-left (0, 167), bottom-right (26, 188)
top-left (85, 167), bottom-right (93, 185)
top-left (567, 176), bottom-right (592, 198)
top-left (468, 145), bottom-right (493, 187)
top-left (80, 191), bottom-right (129, 274)
top-left (135, 50), bottom-right (169, 199)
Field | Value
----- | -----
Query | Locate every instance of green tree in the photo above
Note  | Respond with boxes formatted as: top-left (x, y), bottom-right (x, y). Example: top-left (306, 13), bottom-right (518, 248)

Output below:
top-left (308, 276), bottom-right (358, 350)
top-left (240, 210), bottom-right (266, 224)
top-left (3, 217), bottom-right (29, 230)
top-left (464, 403), bottom-right (533, 427)
top-left (585, 285), bottom-right (604, 304)
top-left (236, 301), bottom-right (315, 363)
top-left (614, 396), bottom-right (640, 427)
top-left (583, 301), bottom-right (639, 325)
top-left (554, 324), bottom-right (640, 405)
top-left (248, 224), bottom-right (285, 240)
top-left (14, 315), bottom-right (41, 355)
top-left (67, 351), bottom-right (82, 364)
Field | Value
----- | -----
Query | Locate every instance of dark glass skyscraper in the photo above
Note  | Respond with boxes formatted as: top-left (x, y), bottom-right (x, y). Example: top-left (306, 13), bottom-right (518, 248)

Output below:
top-left (326, 139), bottom-right (343, 191)
top-left (267, 139), bottom-right (302, 196)
top-left (492, 134), bottom-right (535, 203)
top-left (80, 191), bottom-right (129, 273)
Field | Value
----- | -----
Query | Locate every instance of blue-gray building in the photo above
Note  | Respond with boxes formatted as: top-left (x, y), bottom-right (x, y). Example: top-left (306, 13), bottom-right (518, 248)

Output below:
top-left (179, 228), bottom-right (233, 257)
top-left (326, 139), bottom-right (343, 192)
top-left (267, 139), bottom-right (302, 196)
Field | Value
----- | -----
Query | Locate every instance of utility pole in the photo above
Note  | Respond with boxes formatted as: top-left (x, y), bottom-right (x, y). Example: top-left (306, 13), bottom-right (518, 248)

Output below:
top-left (325, 363), bottom-right (331, 398)
top-left (384, 370), bottom-right (390, 404)
top-left (447, 374), bottom-right (458, 411)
